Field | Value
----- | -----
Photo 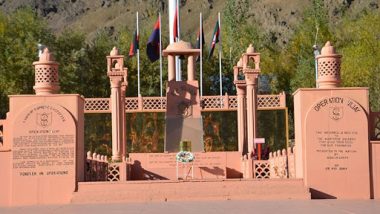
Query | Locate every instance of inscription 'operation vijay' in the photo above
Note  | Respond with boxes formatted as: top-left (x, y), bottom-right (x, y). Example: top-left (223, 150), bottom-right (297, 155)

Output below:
top-left (313, 97), bottom-right (361, 112)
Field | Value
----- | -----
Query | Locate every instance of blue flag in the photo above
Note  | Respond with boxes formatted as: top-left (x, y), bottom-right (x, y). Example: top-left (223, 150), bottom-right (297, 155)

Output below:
top-left (146, 18), bottom-right (160, 62)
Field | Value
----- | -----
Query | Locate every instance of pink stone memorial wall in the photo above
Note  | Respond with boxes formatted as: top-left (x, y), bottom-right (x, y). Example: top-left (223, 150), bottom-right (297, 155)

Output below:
top-left (294, 89), bottom-right (371, 199)
top-left (10, 103), bottom-right (77, 205)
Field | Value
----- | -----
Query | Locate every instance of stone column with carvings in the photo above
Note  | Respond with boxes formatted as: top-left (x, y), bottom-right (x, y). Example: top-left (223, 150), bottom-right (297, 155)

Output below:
top-left (242, 44), bottom-right (261, 157)
top-left (107, 47), bottom-right (127, 161)
top-left (121, 80), bottom-right (127, 160)
top-left (233, 58), bottom-right (247, 155)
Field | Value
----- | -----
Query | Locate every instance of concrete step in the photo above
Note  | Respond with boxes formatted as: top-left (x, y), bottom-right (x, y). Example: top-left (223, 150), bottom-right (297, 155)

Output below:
top-left (71, 179), bottom-right (310, 203)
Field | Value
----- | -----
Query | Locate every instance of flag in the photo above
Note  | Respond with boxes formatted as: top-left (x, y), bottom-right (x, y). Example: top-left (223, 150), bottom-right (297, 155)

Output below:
top-left (196, 26), bottom-right (205, 62)
top-left (173, 7), bottom-right (178, 41)
top-left (146, 18), bottom-right (160, 62)
top-left (129, 30), bottom-right (139, 57)
top-left (208, 20), bottom-right (220, 59)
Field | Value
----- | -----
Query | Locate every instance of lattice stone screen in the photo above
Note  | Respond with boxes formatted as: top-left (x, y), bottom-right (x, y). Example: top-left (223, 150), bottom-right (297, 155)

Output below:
top-left (202, 96), bottom-right (225, 109)
top-left (253, 160), bottom-right (270, 179)
top-left (107, 164), bottom-right (121, 181)
top-left (35, 67), bottom-right (59, 84)
top-left (85, 98), bottom-right (110, 113)
top-left (84, 93), bottom-right (286, 113)
top-left (257, 95), bottom-right (282, 108)
top-left (143, 97), bottom-right (166, 111)
top-left (318, 60), bottom-right (341, 77)
top-left (125, 97), bottom-right (139, 111)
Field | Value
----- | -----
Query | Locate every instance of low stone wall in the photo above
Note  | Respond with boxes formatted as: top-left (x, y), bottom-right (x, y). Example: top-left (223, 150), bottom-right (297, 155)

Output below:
top-left (241, 147), bottom-right (296, 179)
top-left (129, 152), bottom-right (242, 180)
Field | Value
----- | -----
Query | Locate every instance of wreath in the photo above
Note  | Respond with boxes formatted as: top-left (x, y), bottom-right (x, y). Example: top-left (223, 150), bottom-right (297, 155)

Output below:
top-left (176, 151), bottom-right (195, 163)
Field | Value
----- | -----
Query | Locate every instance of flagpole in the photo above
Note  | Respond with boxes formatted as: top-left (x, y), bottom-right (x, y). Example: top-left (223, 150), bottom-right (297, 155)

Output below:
top-left (200, 13), bottom-right (203, 97)
top-left (159, 12), bottom-right (163, 97)
top-left (137, 12), bottom-right (141, 96)
top-left (218, 12), bottom-right (222, 99)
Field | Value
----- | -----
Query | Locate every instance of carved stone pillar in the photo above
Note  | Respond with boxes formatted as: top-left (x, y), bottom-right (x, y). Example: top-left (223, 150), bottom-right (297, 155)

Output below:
top-left (109, 76), bottom-right (123, 161)
top-left (236, 84), bottom-right (247, 154)
top-left (121, 81), bottom-right (127, 159)
top-left (106, 47), bottom-right (127, 162)
top-left (242, 44), bottom-right (261, 157)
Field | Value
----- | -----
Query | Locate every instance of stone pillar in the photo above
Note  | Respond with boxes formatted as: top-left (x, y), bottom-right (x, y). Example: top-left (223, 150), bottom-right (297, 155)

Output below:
top-left (168, 55), bottom-right (176, 81)
top-left (32, 48), bottom-right (60, 95)
top-left (233, 58), bottom-right (247, 155)
top-left (106, 47), bottom-right (127, 162)
top-left (245, 79), bottom-right (258, 155)
top-left (316, 41), bottom-right (342, 89)
top-left (236, 84), bottom-right (247, 154)
top-left (242, 44), bottom-right (261, 157)
top-left (109, 76), bottom-right (123, 161)
top-left (187, 55), bottom-right (195, 81)
top-left (121, 81), bottom-right (127, 160)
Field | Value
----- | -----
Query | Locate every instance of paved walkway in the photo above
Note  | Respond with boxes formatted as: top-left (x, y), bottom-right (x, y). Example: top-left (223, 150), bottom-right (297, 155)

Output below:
top-left (1, 200), bottom-right (380, 214)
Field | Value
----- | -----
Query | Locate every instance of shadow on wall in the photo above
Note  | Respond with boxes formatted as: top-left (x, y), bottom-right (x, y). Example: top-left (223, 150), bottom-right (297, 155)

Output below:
top-left (310, 188), bottom-right (337, 199)
top-left (199, 167), bottom-right (225, 178)
top-left (226, 167), bottom-right (243, 179)
top-left (130, 160), bottom-right (169, 180)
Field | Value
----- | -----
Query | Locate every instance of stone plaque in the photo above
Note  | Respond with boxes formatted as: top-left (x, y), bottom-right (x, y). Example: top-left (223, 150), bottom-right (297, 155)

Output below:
top-left (305, 96), bottom-right (370, 199)
top-left (11, 103), bottom-right (77, 205)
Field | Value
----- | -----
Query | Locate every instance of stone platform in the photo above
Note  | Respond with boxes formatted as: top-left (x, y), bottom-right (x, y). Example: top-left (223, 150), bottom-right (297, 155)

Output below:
top-left (71, 179), bottom-right (310, 204)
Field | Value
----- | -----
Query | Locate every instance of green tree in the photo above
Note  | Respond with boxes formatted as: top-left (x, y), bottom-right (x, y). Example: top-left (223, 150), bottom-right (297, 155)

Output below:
top-left (0, 8), bottom-right (54, 118)
top-left (336, 12), bottom-right (380, 111)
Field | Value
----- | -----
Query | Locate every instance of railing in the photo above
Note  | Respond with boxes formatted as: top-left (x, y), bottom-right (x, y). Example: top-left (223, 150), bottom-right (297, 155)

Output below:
top-left (268, 147), bottom-right (296, 179)
top-left (84, 92), bottom-right (286, 113)
top-left (85, 151), bottom-right (130, 182)
top-left (242, 147), bottom-right (295, 179)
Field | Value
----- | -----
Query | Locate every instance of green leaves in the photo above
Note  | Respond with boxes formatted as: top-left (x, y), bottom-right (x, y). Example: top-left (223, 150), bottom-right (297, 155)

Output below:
top-left (337, 12), bottom-right (380, 110)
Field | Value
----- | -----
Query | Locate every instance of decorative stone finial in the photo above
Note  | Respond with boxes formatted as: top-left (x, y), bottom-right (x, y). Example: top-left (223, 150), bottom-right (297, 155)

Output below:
top-left (246, 44), bottom-right (255, 53)
top-left (320, 41), bottom-right (336, 55)
top-left (110, 47), bottom-right (119, 56)
top-left (39, 48), bottom-right (54, 62)
top-left (316, 41), bottom-right (342, 89)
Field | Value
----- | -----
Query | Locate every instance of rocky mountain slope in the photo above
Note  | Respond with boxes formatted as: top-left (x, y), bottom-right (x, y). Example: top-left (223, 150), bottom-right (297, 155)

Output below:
top-left (1, 0), bottom-right (379, 46)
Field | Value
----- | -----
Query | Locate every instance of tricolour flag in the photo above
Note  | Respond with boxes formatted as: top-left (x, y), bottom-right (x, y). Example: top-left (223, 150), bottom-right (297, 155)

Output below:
top-left (129, 30), bottom-right (139, 57)
top-left (208, 20), bottom-right (220, 59)
top-left (147, 18), bottom-right (161, 62)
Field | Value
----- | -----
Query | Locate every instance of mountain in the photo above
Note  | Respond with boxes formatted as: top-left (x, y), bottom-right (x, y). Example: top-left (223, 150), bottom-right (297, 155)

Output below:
top-left (0, 0), bottom-right (379, 46)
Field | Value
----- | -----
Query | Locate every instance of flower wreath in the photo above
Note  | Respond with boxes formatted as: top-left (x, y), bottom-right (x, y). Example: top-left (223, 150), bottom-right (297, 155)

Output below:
top-left (176, 151), bottom-right (195, 163)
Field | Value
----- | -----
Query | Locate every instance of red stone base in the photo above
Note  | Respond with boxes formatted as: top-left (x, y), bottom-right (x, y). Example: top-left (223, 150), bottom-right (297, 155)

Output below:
top-left (71, 179), bottom-right (310, 203)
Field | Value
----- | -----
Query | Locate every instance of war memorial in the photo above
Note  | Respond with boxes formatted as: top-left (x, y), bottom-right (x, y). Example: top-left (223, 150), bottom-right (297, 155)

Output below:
top-left (0, 37), bottom-right (379, 206)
